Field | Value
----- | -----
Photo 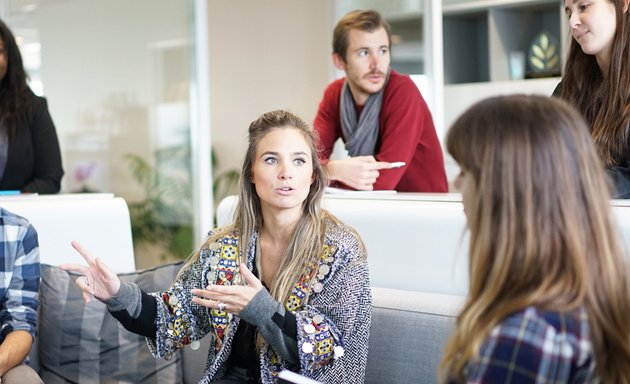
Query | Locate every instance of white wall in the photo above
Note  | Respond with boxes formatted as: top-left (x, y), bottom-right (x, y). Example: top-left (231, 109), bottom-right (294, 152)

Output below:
top-left (207, 0), bottom-right (333, 174)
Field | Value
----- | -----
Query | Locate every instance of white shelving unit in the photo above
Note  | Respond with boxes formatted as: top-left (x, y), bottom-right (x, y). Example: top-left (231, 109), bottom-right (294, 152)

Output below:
top-left (439, 0), bottom-right (568, 182)
top-left (441, 0), bottom-right (567, 131)
top-left (443, 0), bottom-right (564, 84)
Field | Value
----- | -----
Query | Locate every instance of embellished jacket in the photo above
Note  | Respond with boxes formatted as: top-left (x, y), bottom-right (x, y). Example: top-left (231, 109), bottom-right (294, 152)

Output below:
top-left (146, 217), bottom-right (372, 383)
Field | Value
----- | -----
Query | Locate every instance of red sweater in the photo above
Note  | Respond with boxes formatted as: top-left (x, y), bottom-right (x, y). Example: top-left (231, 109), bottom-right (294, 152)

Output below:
top-left (314, 70), bottom-right (448, 192)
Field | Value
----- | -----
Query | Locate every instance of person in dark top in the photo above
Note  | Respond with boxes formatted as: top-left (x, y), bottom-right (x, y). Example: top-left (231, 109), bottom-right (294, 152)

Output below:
top-left (553, 0), bottom-right (630, 198)
top-left (62, 110), bottom-right (371, 384)
top-left (0, 19), bottom-right (63, 194)
top-left (442, 95), bottom-right (630, 383)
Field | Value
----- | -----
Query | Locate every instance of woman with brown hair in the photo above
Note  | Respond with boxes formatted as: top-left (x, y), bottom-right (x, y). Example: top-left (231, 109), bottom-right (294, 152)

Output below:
top-left (554, 0), bottom-right (630, 197)
top-left (441, 95), bottom-right (630, 383)
top-left (62, 110), bottom-right (371, 383)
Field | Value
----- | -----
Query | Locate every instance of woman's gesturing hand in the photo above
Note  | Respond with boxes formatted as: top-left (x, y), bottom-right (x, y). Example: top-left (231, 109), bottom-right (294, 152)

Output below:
top-left (191, 263), bottom-right (263, 315)
top-left (59, 240), bottom-right (122, 304)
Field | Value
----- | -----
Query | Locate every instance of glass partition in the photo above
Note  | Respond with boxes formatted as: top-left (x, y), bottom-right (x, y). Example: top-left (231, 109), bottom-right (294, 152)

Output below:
top-left (1, 0), bottom-right (202, 268)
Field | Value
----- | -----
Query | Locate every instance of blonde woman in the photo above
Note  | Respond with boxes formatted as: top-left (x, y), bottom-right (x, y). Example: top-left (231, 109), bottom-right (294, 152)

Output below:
top-left (441, 95), bottom-right (630, 383)
top-left (62, 110), bottom-right (371, 384)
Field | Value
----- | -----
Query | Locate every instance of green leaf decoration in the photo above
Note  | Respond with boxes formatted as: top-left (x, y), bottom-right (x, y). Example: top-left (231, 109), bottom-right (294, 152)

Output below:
top-left (531, 56), bottom-right (545, 70)
top-left (532, 45), bottom-right (545, 60)
top-left (527, 32), bottom-right (561, 73)
top-left (540, 34), bottom-right (548, 50)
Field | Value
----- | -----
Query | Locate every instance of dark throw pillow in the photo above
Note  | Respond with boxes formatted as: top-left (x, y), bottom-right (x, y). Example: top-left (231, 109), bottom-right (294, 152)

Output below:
top-left (38, 262), bottom-right (184, 384)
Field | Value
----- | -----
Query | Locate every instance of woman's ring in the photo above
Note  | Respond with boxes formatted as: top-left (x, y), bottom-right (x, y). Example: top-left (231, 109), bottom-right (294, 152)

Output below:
top-left (217, 302), bottom-right (227, 311)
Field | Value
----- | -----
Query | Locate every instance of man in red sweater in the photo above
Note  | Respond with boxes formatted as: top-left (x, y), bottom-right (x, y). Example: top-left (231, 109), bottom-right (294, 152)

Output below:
top-left (314, 9), bottom-right (448, 192)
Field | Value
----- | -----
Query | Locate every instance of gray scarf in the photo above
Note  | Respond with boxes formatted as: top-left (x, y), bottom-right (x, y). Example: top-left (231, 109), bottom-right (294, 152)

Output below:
top-left (339, 69), bottom-right (390, 156)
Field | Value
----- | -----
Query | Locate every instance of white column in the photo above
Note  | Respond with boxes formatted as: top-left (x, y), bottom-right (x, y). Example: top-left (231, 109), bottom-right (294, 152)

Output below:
top-left (191, 0), bottom-right (213, 244)
top-left (424, 0), bottom-right (445, 142)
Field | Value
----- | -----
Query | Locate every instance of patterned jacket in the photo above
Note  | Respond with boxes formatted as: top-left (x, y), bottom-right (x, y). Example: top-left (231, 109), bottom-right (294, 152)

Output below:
top-left (146, 217), bottom-right (371, 383)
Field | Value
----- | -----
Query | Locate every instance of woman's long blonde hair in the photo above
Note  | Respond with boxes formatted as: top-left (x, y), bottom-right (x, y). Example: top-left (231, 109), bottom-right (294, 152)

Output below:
top-left (441, 95), bottom-right (630, 382)
top-left (183, 110), bottom-right (331, 305)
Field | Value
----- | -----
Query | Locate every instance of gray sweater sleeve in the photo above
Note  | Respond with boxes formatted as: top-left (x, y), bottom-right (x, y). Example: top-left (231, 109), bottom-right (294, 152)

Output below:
top-left (239, 288), bottom-right (300, 364)
top-left (101, 282), bottom-right (143, 318)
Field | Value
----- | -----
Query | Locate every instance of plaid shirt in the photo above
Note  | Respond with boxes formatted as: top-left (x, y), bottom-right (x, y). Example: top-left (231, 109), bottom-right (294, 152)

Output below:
top-left (463, 306), bottom-right (597, 383)
top-left (0, 208), bottom-right (40, 341)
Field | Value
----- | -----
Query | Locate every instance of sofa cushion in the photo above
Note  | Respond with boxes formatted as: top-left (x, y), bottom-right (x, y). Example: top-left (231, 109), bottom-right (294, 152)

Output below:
top-left (38, 262), bottom-right (184, 384)
top-left (181, 334), bottom-right (212, 383)
top-left (365, 287), bottom-right (464, 384)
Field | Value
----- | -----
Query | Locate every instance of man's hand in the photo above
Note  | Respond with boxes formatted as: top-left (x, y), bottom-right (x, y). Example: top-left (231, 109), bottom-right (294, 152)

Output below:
top-left (325, 156), bottom-right (395, 190)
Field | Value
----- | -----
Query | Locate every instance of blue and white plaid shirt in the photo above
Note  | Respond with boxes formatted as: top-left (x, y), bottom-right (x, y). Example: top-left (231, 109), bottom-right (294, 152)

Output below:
top-left (0, 208), bottom-right (39, 341)
top-left (463, 306), bottom-right (597, 383)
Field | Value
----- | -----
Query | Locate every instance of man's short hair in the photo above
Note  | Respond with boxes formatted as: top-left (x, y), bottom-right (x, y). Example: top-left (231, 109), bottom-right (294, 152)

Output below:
top-left (333, 9), bottom-right (392, 62)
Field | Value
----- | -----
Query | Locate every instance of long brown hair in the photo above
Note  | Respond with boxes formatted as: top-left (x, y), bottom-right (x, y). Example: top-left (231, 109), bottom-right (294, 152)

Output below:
top-left (441, 95), bottom-right (630, 382)
top-left (560, 0), bottom-right (630, 166)
top-left (183, 110), bottom-right (332, 305)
